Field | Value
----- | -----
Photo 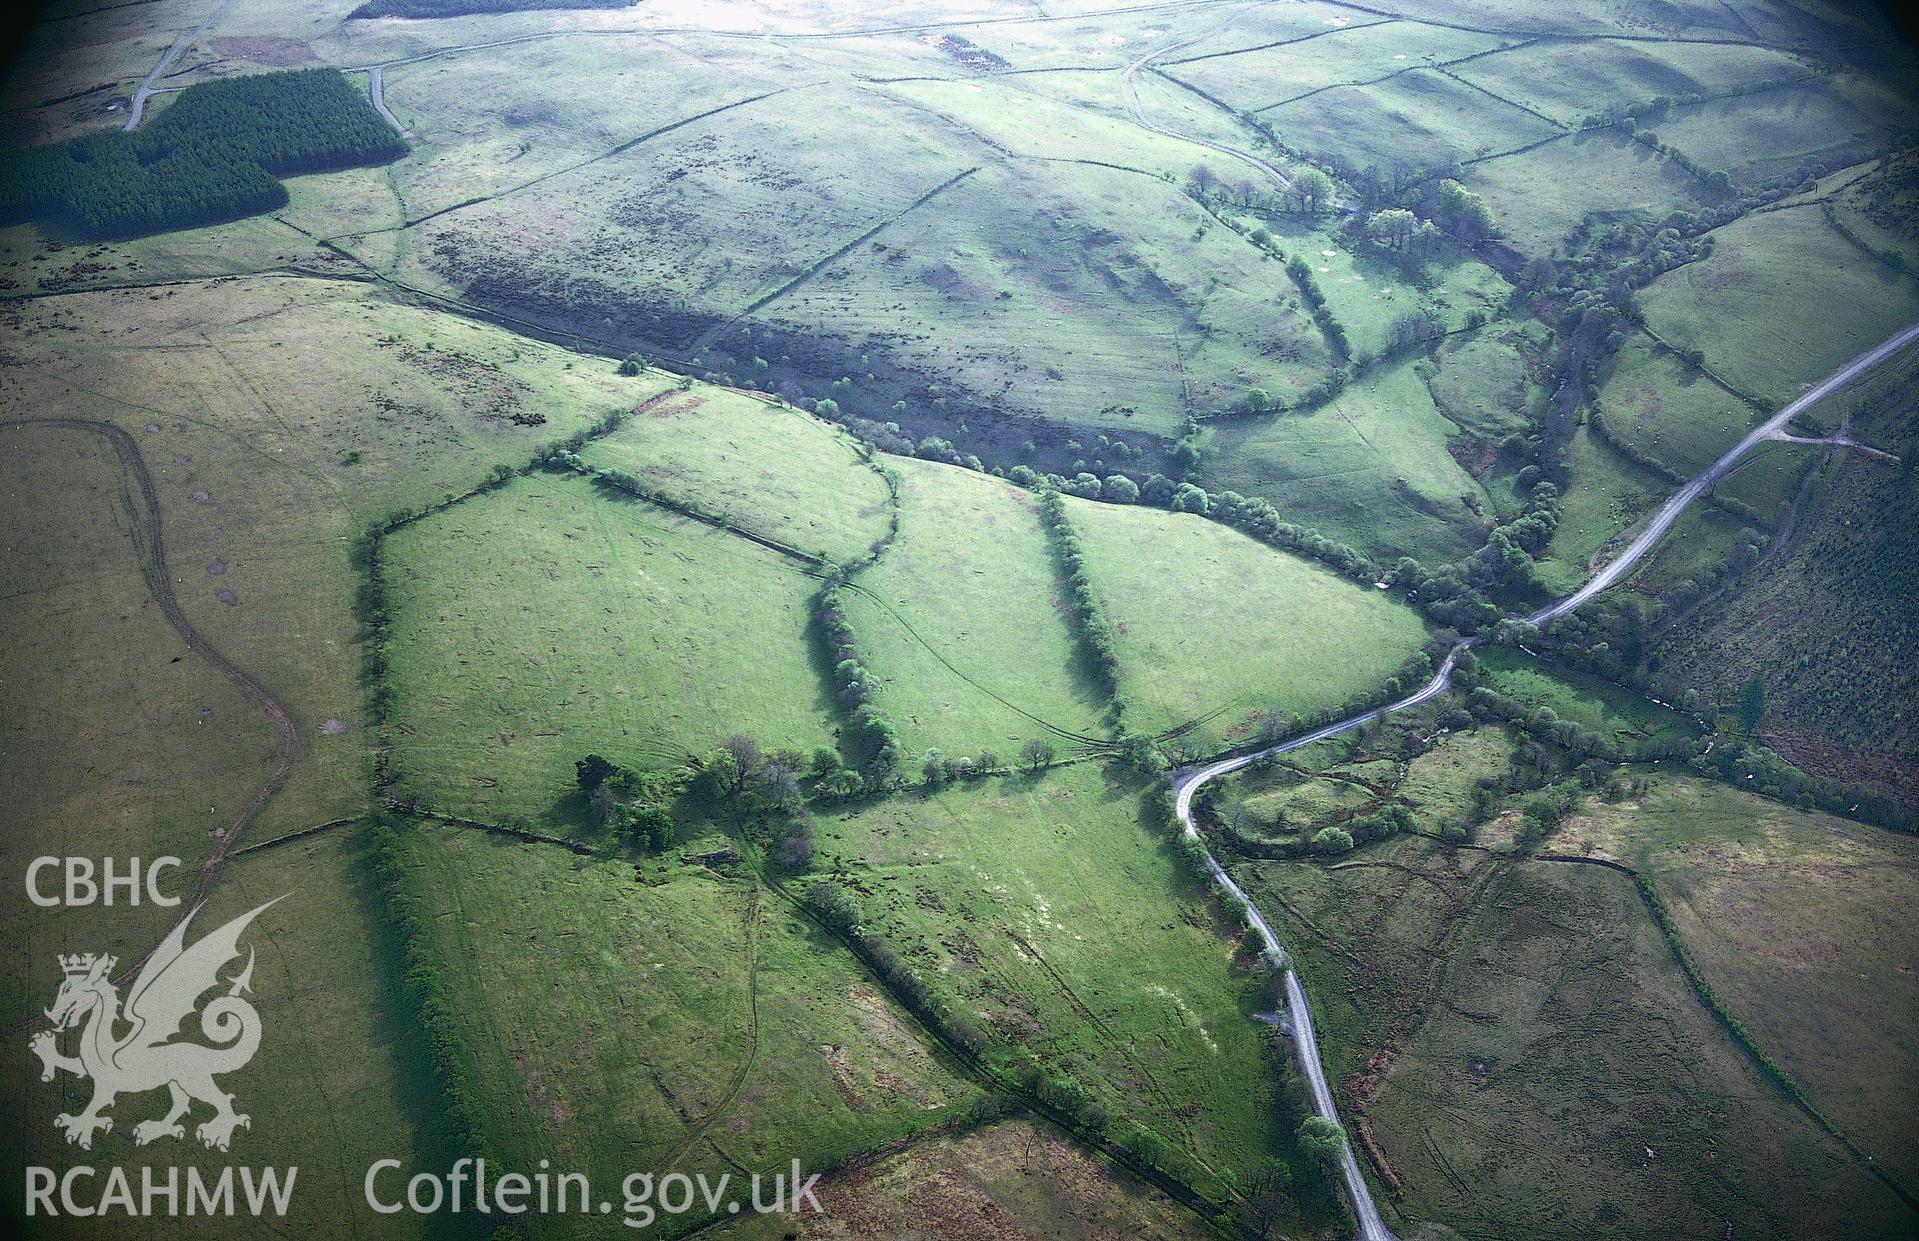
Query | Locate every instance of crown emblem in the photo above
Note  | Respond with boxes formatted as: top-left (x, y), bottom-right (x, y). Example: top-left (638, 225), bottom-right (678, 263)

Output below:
top-left (59, 953), bottom-right (106, 977)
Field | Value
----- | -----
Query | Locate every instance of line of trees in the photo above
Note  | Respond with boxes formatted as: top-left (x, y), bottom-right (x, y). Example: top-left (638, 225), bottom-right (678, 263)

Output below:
top-left (1285, 256), bottom-right (1351, 360)
top-left (368, 814), bottom-right (500, 1173)
top-left (0, 68), bottom-right (405, 238)
top-left (815, 586), bottom-right (902, 786)
top-left (1035, 490), bottom-right (1121, 699)
top-left (804, 881), bottom-right (988, 1055)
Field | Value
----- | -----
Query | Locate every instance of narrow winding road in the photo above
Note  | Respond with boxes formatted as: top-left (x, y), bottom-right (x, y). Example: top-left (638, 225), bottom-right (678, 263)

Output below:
top-left (1170, 320), bottom-right (1919, 1241)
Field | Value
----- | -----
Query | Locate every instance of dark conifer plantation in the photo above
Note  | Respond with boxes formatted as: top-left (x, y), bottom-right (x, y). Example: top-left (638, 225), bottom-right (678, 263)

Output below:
top-left (0, 68), bottom-right (407, 239)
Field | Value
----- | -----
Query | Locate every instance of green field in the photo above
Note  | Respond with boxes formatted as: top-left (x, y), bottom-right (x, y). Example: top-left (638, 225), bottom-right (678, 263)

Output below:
top-left (580, 385), bottom-right (892, 562)
top-left (1259, 216), bottom-right (1511, 358)
top-left (841, 458), bottom-right (1107, 759)
top-left (1475, 647), bottom-right (1698, 745)
top-left (1464, 128), bottom-right (1705, 255)
top-left (1641, 204), bottom-right (1919, 407)
top-left (1537, 424), bottom-right (1671, 593)
top-left (1207, 359), bottom-right (1495, 562)
top-left (385, 820), bottom-right (976, 1237)
top-left (815, 763), bottom-right (1308, 1205)
top-left (1595, 333), bottom-right (1759, 476)
top-left (1066, 499), bottom-right (1431, 745)
top-left (383, 473), bottom-right (835, 820)
top-left (1422, 324), bottom-right (1549, 443)
top-left (1652, 77), bottom-right (1907, 186)
top-left (3, 4), bottom-right (1917, 1240)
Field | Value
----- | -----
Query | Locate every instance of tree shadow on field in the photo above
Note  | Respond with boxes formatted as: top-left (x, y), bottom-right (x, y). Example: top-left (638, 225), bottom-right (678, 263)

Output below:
top-left (351, 823), bottom-right (491, 1241)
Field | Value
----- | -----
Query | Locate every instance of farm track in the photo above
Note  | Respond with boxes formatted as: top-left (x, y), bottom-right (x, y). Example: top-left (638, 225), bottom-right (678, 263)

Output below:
top-left (1172, 319), bottom-right (1919, 1241)
top-left (122, 0), bottom-right (236, 129)
top-left (4, 418), bottom-right (299, 1028)
top-left (1122, 12), bottom-right (1293, 194)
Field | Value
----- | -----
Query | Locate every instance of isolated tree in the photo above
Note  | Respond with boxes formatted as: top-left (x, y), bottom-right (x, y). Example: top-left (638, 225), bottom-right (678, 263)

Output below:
top-left (1311, 826), bottom-right (1355, 854)
top-left (617, 803), bottom-right (674, 852)
top-left (1019, 738), bottom-right (1055, 772)
top-left (1126, 1125), bottom-right (1169, 1169)
top-left (1292, 166), bottom-right (1334, 213)
top-left (1296, 1116), bottom-right (1348, 1170)
top-left (575, 753), bottom-right (618, 791)
top-left (776, 818), bottom-right (814, 871)
top-left (1171, 482), bottom-right (1211, 514)
top-left (1187, 162), bottom-right (1220, 196)
top-left (1245, 385), bottom-right (1274, 412)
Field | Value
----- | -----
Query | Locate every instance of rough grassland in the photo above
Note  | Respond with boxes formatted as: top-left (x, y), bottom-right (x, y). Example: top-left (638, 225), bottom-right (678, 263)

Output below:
top-left (1171, 22), bottom-right (1513, 114)
top-left (1066, 499), bottom-right (1430, 745)
top-left (1658, 454), bottom-right (1919, 798)
top-left (874, 76), bottom-right (1227, 181)
top-left (816, 764), bottom-right (1291, 1197)
top-left (388, 822), bottom-right (976, 1239)
top-left (384, 473), bottom-right (834, 820)
top-left (0, 829), bottom-right (442, 1238)
top-left (580, 386), bottom-right (892, 562)
top-left (1206, 360), bottom-right (1494, 562)
top-left (747, 159), bottom-right (1333, 431)
top-left (1451, 37), bottom-right (1811, 126)
top-left (395, 81), bottom-right (972, 343)
top-left (1560, 775), bottom-right (1919, 1188)
top-left (1641, 206), bottom-right (1919, 407)
top-left (1258, 68), bottom-right (1562, 172)
top-left (842, 458), bottom-right (1107, 758)
top-left (1653, 77), bottom-right (1907, 186)
top-left (0, 278), bottom-right (665, 847)
top-left (0, 425), bottom-right (277, 1022)
top-left (711, 1116), bottom-right (1210, 1241)
top-left (1367, 859), bottom-right (1909, 1240)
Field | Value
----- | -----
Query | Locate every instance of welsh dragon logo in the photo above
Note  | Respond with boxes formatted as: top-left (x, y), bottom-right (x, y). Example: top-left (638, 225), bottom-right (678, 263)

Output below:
top-left (29, 896), bottom-right (282, 1152)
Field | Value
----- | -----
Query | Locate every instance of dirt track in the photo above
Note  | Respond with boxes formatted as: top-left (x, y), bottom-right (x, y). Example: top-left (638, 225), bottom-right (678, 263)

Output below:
top-left (17, 418), bottom-right (299, 989)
